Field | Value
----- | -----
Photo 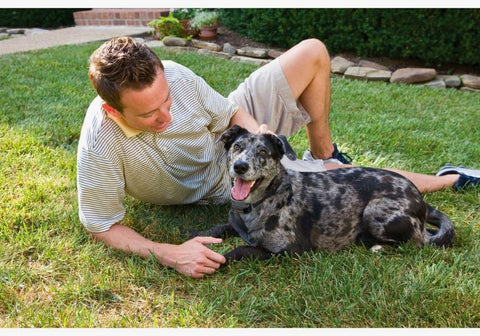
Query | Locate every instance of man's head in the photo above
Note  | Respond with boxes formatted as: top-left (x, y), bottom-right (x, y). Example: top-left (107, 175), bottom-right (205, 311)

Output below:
top-left (88, 36), bottom-right (164, 113)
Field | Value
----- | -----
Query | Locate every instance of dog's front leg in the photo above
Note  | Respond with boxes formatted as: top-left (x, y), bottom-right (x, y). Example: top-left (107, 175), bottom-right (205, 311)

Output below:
top-left (224, 245), bottom-right (274, 262)
top-left (187, 223), bottom-right (238, 239)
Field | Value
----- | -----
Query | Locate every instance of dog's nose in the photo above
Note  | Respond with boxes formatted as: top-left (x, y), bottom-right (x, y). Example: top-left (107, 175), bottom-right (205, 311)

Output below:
top-left (234, 160), bottom-right (249, 174)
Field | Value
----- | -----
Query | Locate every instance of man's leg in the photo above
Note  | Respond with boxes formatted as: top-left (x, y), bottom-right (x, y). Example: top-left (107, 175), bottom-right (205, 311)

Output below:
top-left (324, 163), bottom-right (459, 193)
top-left (278, 38), bottom-right (334, 160)
top-left (277, 38), bottom-right (474, 194)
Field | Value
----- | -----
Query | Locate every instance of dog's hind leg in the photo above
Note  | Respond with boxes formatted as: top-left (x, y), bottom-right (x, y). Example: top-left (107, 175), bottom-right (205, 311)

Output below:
top-left (362, 199), bottom-right (425, 248)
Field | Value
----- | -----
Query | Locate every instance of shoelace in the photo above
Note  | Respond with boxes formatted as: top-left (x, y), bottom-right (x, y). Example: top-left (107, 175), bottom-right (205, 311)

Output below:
top-left (335, 151), bottom-right (353, 164)
top-left (332, 143), bottom-right (352, 164)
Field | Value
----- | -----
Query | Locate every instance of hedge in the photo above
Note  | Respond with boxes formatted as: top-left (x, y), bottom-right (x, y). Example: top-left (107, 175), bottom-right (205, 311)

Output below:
top-left (218, 8), bottom-right (480, 67)
top-left (0, 9), bottom-right (85, 28)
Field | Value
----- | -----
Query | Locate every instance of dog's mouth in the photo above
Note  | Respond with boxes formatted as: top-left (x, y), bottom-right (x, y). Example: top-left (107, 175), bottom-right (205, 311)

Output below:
top-left (231, 177), bottom-right (261, 201)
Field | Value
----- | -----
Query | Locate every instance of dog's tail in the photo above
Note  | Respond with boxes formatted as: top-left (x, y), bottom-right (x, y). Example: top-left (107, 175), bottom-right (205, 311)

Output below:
top-left (425, 203), bottom-right (455, 247)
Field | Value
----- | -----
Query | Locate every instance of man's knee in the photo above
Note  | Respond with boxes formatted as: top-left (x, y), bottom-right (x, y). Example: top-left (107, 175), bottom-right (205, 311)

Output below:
top-left (299, 39), bottom-right (329, 59)
top-left (295, 39), bottom-right (330, 70)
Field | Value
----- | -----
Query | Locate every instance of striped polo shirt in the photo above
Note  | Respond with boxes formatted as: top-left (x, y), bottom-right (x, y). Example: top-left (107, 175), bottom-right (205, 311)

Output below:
top-left (77, 61), bottom-right (238, 233)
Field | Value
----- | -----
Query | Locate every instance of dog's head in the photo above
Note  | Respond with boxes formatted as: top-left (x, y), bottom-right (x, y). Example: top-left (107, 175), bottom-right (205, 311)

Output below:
top-left (220, 125), bottom-right (296, 202)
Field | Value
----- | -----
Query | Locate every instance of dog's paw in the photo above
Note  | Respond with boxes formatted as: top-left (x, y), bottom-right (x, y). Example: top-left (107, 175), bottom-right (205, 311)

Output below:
top-left (184, 228), bottom-right (204, 239)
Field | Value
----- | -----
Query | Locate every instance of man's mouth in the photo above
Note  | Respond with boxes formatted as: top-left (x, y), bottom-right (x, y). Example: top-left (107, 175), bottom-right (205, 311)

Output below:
top-left (153, 121), bottom-right (170, 133)
top-left (231, 177), bottom-right (259, 201)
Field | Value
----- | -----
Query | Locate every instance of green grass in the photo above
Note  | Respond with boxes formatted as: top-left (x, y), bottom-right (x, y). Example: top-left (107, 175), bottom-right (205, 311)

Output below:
top-left (1, 42), bottom-right (479, 327)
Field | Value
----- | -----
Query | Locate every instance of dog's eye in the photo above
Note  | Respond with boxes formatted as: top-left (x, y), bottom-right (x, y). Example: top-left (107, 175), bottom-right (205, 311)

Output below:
top-left (258, 150), bottom-right (267, 157)
top-left (233, 144), bottom-right (241, 151)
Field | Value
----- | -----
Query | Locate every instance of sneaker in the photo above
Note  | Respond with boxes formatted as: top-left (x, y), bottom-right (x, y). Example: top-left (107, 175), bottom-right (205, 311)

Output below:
top-left (436, 163), bottom-right (480, 190)
top-left (303, 143), bottom-right (352, 165)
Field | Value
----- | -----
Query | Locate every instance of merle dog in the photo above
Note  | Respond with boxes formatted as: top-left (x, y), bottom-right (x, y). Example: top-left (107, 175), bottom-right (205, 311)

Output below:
top-left (192, 125), bottom-right (454, 262)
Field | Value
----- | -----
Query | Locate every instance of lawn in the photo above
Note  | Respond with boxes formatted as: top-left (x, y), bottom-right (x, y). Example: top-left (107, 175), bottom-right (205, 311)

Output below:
top-left (0, 42), bottom-right (479, 328)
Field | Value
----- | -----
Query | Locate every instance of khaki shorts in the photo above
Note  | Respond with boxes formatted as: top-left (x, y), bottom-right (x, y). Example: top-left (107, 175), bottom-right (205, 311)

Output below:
top-left (229, 58), bottom-right (327, 172)
top-left (228, 58), bottom-right (311, 137)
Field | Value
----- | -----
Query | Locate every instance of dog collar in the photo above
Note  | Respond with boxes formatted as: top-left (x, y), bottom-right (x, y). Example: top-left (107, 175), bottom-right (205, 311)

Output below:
top-left (230, 191), bottom-right (275, 214)
top-left (230, 198), bottom-right (254, 214)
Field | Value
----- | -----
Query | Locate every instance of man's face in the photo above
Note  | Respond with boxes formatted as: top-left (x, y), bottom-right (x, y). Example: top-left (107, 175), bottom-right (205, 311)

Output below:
top-left (116, 69), bottom-right (173, 133)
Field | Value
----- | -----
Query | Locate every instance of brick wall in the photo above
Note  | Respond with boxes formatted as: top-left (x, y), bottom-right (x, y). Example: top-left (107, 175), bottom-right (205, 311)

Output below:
top-left (73, 9), bottom-right (169, 26)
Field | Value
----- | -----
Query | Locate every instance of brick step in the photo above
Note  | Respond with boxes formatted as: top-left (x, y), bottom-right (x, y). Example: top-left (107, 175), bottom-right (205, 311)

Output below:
top-left (73, 8), bottom-right (169, 26)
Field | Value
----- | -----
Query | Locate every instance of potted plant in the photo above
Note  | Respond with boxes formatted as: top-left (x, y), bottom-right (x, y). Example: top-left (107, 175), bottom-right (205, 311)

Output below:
top-left (148, 12), bottom-right (183, 40)
top-left (172, 8), bottom-right (197, 36)
top-left (190, 10), bottom-right (219, 40)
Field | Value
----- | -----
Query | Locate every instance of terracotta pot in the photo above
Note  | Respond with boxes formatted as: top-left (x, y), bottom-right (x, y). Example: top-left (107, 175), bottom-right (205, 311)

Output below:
top-left (198, 26), bottom-right (217, 40)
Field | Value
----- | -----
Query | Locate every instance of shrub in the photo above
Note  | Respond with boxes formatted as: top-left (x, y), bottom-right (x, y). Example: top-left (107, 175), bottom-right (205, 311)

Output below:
top-left (218, 8), bottom-right (480, 66)
top-left (148, 12), bottom-right (183, 39)
top-left (0, 8), bottom-right (83, 28)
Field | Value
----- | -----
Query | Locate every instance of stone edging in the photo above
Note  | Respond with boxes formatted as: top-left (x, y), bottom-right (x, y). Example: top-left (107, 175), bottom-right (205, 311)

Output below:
top-left (151, 36), bottom-right (480, 94)
top-left (4, 28), bottom-right (478, 94)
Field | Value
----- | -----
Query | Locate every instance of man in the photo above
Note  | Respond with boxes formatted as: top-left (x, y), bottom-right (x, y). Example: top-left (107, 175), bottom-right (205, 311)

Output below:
top-left (77, 36), bottom-right (479, 278)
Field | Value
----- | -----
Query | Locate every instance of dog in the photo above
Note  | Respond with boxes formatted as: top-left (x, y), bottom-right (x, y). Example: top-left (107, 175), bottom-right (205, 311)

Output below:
top-left (191, 125), bottom-right (455, 262)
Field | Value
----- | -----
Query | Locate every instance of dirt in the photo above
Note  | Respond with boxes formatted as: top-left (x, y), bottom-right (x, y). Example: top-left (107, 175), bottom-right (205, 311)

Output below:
top-left (206, 26), bottom-right (480, 76)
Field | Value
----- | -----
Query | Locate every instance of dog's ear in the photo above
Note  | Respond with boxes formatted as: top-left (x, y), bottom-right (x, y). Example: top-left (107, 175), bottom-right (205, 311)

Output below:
top-left (265, 134), bottom-right (298, 160)
top-left (277, 135), bottom-right (297, 160)
top-left (219, 125), bottom-right (249, 150)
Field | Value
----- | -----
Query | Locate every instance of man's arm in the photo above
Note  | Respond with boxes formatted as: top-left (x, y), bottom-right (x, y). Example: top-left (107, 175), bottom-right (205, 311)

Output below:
top-left (229, 106), bottom-right (264, 133)
top-left (90, 223), bottom-right (226, 278)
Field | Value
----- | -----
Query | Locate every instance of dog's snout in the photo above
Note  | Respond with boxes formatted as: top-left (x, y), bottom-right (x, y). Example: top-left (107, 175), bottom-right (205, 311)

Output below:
top-left (234, 160), bottom-right (249, 174)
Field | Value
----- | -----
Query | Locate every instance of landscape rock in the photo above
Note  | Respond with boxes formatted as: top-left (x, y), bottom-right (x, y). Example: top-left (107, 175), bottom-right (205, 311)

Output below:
top-left (6, 28), bottom-right (25, 34)
top-left (146, 40), bottom-right (164, 48)
top-left (437, 75), bottom-right (462, 88)
top-left (237, 46), bottom-right (269, 59)
top-left (231, 55), bottom-right (271, 66)
top-left (461, 74), bottom-right (480, 89)
top-left (165, 46), bottom-right (198, 53)
top-left (222, 42), bottom-right (236, 55)
top-left (390, 68), bottom-right (437, 84)
top-left (268, 49), bottom-right (284, 58)
top-left (162, 36), bottom-right (187, 47)
top-left (423, 78), bottom-right (446, 89)
top-left (191, 39), bottom-right (221, 51)
top-left (197, 49), bottom-right (232, 60)
top-left (331, 56), bottom-right (355, 74)
top-left (344, 66), bottom-right (391, 82)
top-left (24, 28), bottom-right (50, 35)
top-left (460, 86), bottom-right (480, 93)
top-left (359, 59), bottom-right (390, 71)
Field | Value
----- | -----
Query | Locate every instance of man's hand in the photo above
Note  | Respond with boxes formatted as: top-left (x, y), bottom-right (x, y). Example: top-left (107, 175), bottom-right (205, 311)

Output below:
top-left (257, 123), bottom-right (269, 134)
top-left (165, 237), bottom-right (226, 278)
top-left (257, 123), bottom-right (275, 135)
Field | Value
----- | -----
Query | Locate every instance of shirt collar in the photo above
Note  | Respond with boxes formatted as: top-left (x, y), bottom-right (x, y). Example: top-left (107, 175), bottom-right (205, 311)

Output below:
top-left (104, 108), bottom-right (143, 138)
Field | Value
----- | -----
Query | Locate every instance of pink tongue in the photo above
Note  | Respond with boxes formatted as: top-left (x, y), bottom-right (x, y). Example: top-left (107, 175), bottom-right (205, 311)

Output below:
top-left (232, 177), bottom-right (253, 201)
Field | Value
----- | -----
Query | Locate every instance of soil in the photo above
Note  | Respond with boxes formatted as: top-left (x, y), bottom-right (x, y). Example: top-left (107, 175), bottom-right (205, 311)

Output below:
top-left (204, 26), bottom-right (480, 76)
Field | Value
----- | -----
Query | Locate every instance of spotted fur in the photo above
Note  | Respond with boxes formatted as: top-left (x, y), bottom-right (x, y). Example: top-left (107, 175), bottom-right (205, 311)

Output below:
top-left (192, 125), bottom-right (455, 262)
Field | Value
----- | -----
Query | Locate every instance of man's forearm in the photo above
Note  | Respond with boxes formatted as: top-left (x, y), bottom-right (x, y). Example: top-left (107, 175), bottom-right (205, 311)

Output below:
top-left (229, 107), bottom-right (260, 133)
top-left (89, 223), bottom-right (175, 266)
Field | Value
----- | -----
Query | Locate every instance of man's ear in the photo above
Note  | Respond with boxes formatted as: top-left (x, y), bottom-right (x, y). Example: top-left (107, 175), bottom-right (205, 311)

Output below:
top-left (102, 103), bottom-right (122, 118)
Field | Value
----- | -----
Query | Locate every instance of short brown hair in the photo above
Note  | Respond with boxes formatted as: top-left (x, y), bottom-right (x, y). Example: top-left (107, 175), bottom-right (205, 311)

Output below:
top-left (88, 36), bottom-right (164, 112)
